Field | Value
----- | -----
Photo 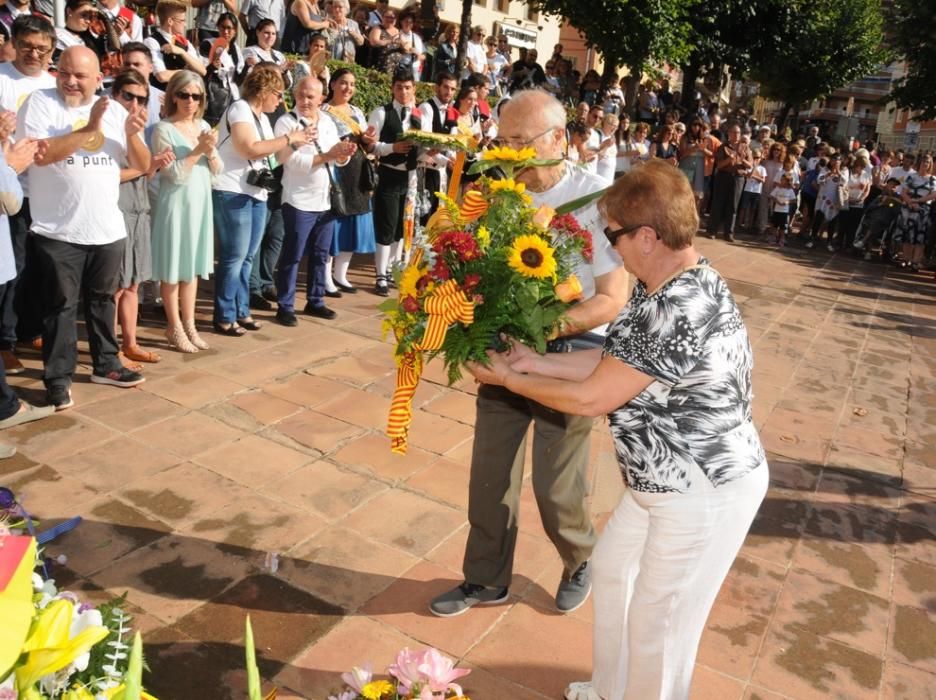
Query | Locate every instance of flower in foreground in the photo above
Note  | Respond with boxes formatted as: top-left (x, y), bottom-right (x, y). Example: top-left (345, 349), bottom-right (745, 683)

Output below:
top-left (417, 648), bottom-right (471, 696)
top-left (555, 274), bottom-right (583, 303)
top-left (488, 178), bottom-right (532, 205)
top-left (360, 679), bottom-right (395, 699)
top-left (341, 663), bottom-right (373, 694)
top-left (508, 234), bottom-right (557, 280)
top-left (388, 647), bottom-right (424, 693)
top-left (482, 145), bottom-right (537, 162)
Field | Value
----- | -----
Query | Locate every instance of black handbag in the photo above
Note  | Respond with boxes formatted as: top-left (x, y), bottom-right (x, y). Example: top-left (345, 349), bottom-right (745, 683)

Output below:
top-left (314, 139), bottom-right (350, 217)
top-left (360, 154), bottom-right (378, 191)
top-left (203, 71), bottom-right (232, 127)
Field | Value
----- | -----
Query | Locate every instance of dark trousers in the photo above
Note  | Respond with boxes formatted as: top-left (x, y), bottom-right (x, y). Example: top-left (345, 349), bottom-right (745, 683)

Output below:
top-left (837, 206), bottom-right (864, 250)
top-left (249, 205), bottom-right (285, 296)
top-left (0, 200), bottom-right (41, 348)
top-left (463, 383), bottom-right (596, 588)
top-left (420, 168), bottom-right (442, 226)
top-left (0, 350), bottom-right (19, 420)
top-left (373, 167), bottom-right (409, 246)
top-left (277, 204), bottom-right (335, 311)
top-left (708, 172), bottom-right (744, 237)
top-left (33, 236), bottom-right (124, 389)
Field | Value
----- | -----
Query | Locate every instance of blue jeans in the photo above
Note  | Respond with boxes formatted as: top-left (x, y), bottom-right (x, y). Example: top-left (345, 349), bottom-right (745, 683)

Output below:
top-left (213, 190), bottom-right (267, 323)
top-left (277, 204), bottom-right (334, 311)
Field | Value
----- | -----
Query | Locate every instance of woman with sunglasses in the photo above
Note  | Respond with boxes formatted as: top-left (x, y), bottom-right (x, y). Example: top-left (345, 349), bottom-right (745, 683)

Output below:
top-left (468, 160), bottom-right (766, 700)
top-left (150, 70), bottom-right (222, 353)
top-left (53, 0), bottom-right (111, 65)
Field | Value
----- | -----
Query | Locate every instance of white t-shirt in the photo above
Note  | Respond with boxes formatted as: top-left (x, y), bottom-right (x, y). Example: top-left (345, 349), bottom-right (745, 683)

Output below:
top-left (771, 186), bottom-right (796, 213)
top-left (275, 109), bottom-right (340, 212)
top-left (17, 88), bottom-right (130, 245)
top-left (743, 164), bottom-right (766, 194)
top-left (213, 99), bottom-right (275, 200)
top-left (772, 167), bottom-right (799, 189)
top-left (846, 169), bottom-right (871, 205)
top-left (0, 154), bottom-right (20, 285)
top-left (596, 139), bottom-right (617, 184)
top-left (0, 63), bottom-right (56, 112)
top-left (530, 165), bottom-right (622, 335)
top-left (484, 52), bottom-right (508, 91)
top-left (465, 40), bottom-right (486, 75)
top-left (144, 29), bottom-right (203, 77)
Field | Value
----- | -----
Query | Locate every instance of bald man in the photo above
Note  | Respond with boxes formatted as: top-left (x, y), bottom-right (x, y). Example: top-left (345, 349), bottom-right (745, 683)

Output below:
top-left (430, 89), bottom-right (629, 618)
top-left (16, 46), bottom-right (151, 410)
top-left (272, 75), bottom-right (356, 325)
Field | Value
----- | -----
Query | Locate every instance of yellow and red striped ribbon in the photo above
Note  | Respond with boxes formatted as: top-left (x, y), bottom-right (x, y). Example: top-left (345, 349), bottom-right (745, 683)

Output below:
top-left (415, 280), bottom-right (474, 351)
top-left (388, 351), bottom-right (423, 455)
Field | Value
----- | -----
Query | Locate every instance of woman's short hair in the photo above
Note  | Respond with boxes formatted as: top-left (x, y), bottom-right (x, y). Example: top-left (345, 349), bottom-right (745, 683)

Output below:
top-left (602, 113), bottom-right (619, 129)
top-left (599, 160), bottom-right (699, 251)
top-left (328, 0), bottom-right (350, 10)
top-left (635, 121), bottom-right (650, 135)
top-left (112, 67), bottom-right (149, 97)
top-left (241, 64), bottom-right (284, 102)
top-left (165, 70), bottom-right (207, 119)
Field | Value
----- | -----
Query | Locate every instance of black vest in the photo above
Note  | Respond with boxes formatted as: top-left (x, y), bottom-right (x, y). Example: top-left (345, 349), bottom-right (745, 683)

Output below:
top-left (379, 102), bottom-right (419, 170)
top-left (427, 99), bottom-right (448, 135)
top-left (148, 28), bottom-right (187, 90)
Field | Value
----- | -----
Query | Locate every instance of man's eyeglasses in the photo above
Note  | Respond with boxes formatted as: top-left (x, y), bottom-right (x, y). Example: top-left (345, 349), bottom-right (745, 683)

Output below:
top-left (17, 42), bottom-right (53, 57)
top-left (604, 224), bottom-right (658, 244)
top-left (492, 126), bottom-right (556, 150)
top-left (120, 90), bottom-right (148, 105)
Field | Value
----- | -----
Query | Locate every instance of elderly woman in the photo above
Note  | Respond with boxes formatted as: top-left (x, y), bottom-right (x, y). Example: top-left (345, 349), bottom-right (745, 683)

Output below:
top-left (468, 160), bottom-right (768, 700)
top-left (323, 0), bottom-right (365, 63)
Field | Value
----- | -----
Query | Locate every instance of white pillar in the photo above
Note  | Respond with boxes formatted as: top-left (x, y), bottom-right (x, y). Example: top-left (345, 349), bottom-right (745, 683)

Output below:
top-left (53, 0), bottom-right (65, 28)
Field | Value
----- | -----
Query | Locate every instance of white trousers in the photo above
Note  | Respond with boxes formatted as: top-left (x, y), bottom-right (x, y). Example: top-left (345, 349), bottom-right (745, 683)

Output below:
top-left (590, 463), bottom-right (769, 700)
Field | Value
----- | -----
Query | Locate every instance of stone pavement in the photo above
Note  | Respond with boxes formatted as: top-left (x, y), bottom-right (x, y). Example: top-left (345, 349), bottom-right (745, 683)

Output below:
top-left (2, 235), bottom-right (935, 699)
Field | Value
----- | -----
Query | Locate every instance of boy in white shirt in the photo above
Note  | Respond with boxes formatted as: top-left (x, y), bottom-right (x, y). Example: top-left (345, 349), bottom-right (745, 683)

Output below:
top-left (737, 152), bottom-right (766, 232)
top-left (769, 173), bottom-right (797, 247)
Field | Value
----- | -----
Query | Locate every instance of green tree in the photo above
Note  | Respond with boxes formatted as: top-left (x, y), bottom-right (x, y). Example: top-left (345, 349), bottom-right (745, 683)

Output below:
top-left (886, 0), bottom-right (936, 120)
top-left (749, 0), bottom-right (887, 126)
top-left (529, 0), bottom-right (697, 108)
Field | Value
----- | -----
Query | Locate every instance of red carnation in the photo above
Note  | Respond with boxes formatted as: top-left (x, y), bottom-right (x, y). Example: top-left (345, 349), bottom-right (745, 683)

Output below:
top-left (432, 231), bottom-right (482, 262)
top-left (431, 258), bottom-right (451, 281)
top-left (463, 273), bottom-right (481, 292)
top-left (401, 295), bottom-right (420, 313)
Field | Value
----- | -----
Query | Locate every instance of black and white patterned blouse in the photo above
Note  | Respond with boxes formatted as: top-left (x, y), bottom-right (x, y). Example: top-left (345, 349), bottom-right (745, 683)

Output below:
top-left (603, 258), bottom-right (765, 493)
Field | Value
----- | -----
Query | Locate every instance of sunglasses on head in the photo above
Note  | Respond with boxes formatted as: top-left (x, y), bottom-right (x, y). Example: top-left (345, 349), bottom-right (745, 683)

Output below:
top-left (119, 89), bottom-right (148, 105)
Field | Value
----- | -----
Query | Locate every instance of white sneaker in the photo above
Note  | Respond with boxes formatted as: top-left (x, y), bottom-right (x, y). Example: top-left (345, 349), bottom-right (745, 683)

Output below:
top-left (564, 681), bottom-right (603, 700)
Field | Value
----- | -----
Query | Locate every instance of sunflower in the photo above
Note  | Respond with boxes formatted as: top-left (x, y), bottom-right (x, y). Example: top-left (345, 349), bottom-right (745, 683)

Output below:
top-left (488, 178), bottom-right (533, 205)
top-left (398, 264), bottom-right (423, 299)
top-left (482, 145), bottom-right (537, 162)
top-left (509, 234), bottom-right (557, 279)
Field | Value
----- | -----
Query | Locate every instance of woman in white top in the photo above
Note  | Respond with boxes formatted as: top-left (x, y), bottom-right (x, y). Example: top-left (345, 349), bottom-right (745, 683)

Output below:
top-left (211, 66), bottom-right (312, 335)
top-left (614, 115), bottom-right (636, 177)
top-left (595, 113), bottom-right (618, 184)
top-left (244, 19), bottom-right (292, 89)
top-left (396, 11), bottom-right (425, 81)
top-left (838, 154), bottom-right (872, 251)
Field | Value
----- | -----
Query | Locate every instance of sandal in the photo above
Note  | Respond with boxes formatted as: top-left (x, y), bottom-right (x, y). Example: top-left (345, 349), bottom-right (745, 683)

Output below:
top-left (118, 351), bottom-right (144, 373)
top-left (123, 344), bottom-right (162, 364)
top-left (213, 322), bottom-right (246, 337)
top-left (237, 317), bottom-right (263, 331)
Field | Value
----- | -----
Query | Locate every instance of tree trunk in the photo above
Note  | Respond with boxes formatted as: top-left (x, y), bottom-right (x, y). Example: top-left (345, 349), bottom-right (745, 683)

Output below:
top-left (456, 0), bottom-right (472, 77)
top-left (601, 58), bottom-right (618, 92)
top-left (777, 101), bottom-right (793, 132)
top-left (624, 72), bottom-right (641, 120)
top-left (680, 56), bottom-right (701, 112)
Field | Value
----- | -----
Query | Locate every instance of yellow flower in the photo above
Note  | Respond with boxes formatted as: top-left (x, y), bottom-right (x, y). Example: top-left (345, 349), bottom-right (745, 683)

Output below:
top-left (477, 226), bottom-right (491, 248)
top-left (488, 178), bottom-right (532, 205)
top-left (361, 680), bottom-right (395, 699)
top-left (398, 265), bottom-right (423, 299)
top-left (509, 234), bottom-right (557, 280)
top-left (482, 145), bottom-right (537, 162)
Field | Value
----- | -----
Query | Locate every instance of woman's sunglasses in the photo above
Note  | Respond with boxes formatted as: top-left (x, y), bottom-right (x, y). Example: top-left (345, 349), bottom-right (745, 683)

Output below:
top-left (176, 91), bottom-right (204, 101)
top-left (119, 90), bottom-right (148, 105)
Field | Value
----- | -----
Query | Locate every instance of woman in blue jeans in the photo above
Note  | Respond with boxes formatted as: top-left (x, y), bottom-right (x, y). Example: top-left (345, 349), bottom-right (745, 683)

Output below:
top-left (212, 65), bottom-right (312, 335)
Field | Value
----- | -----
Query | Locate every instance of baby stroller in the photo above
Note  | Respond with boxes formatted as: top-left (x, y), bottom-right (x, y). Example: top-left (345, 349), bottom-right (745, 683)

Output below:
top-left (853, 194), bottom-right (902, 260)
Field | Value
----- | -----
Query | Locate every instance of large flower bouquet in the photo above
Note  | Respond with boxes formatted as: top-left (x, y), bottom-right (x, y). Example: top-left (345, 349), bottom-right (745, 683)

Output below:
top-left (381, 147), bottom-right (593, 454)
top-left (328, 647), bottom-right (471, 700)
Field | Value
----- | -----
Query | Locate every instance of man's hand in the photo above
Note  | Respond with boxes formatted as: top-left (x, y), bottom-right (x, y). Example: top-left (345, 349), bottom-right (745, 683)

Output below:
top-left (328, 140), bottom-right (357, 160)
top-left (4, 138), bottom-right (40, 174)
top-left (392, 140), bottom-right (413, 153)
top-left (466, 349), bottom-right (513, 386)
top-left (161, 41), bottom-right (181, 56)
top-left (87, 95), bottom-right (110, 132)
top-left (125, 103), bottom-right (147, 137)
top-left (0, 110), bottom-right (17, 143)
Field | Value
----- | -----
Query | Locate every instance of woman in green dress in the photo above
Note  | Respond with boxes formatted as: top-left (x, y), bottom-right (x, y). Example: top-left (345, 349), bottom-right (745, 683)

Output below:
top-left (151, 70), bottom-right (223, 353)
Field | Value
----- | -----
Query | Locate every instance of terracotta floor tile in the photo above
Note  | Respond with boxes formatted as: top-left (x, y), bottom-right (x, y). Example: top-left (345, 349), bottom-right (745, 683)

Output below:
top-left (313, 386), bottom-right (393, 430)
top-left (465, 603), bottom-right (593, 698)
top-left (3, 411), bottom-right (119, 462)
top-left (260, 371), bottom-right (352, 408)
top-left (802, 500), bottom-right (897, 545)
top-left (277, 525), bottom-right (419, 611)
top-left (687, 664), bottom-right (745, 700)
top-left (362, 560), bottom-right (513, 658)
top-left (259, 459), bottom-right (388, 521)
top-left (793, 537), bottom-right (893, 599)
top-left (888, 604), bottom-right (936, 674)
top-left (880, 660), bottom-right (936, 700)
top-left (119, 462), bottom-right (257, 528)
top-left (5, 463), bottom-right (99, 517)
top-left (331, 433), bottom-right (437, 481)
top-left (404, 457), bottom-right (471, 510)
top-left (195, 434), bottom-right (313, 487)
top-left (306, 354), bottom-right (394, 387)
top-left (48, 436), bottom-right (181, 493)
top-left (78, 388), bottom-right (186, 432)
top-left (424, 523), bottom-right (470, 575)
top-left (87, 535), bottom-right (253, 625)
top-left (342, 489), bottom-right (465, 557)
top-left (272, 616), bottom-right (422, 699)
top-left (896, 495), bottom-right (936, 566)
top-left (773, 568), bottom-right (889, 656)
top-left (225, 390), bottom-right (303, 425)
top-left (142, 369), bottom-right (246, 409)
top-left (814, 469), bottom-right (903, 511)
top-left (458, 662), bottom-right (551, 700)
top-left (715, 555), bottom-right (787, 617)
top-left (751, 623), bottom-right (883, 699)
top-left (205, 336), bottom-right (360, 385)
top-left (892, 557), bottom-right (936, 612)
top-left (741, 686), bottom-right (795, 700)
top-left (404, 409), bottom-right (476, 455)
top-left (740, 515), bottom-right (801, 568)
top-left (765, 455), bottom-right (821, 492)
top-left (271, 409), bottom-right (365, 455)
top-left (423, 390), bottom-right (478, 425)
top-left (131, 411), bottom-right (246, 459)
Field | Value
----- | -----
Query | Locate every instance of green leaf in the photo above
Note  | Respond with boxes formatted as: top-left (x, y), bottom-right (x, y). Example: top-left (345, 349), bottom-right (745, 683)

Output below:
top-left (246, 616), bottom-right (261, 700)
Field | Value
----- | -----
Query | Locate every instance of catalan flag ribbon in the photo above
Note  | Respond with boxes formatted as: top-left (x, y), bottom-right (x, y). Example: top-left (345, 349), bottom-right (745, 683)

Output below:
top-left (415, 280), bottom-right (475, 351)
top-left (388, 351), bottom-right (423, 455)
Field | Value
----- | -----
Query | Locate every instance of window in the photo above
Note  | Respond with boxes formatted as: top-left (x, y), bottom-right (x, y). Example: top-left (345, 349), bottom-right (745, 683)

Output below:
top-left (526, 6), bottom-right (538, 20)
top-left (495, 0), bottom-right (508, 12)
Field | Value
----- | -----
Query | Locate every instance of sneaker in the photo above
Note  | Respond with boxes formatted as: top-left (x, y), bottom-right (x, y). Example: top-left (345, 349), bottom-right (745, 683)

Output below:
top-left (564, 681), bottom-right (602, 700)
top-left (864, 252), bottom-right (872, 261)
top-left (90, 367), bottom-right (145, 388)
top-left (249, 293), bottom-right (273, 311)
top-left (556, 561), bottom-right (592, 613)
top-left (303, 303), bottom-right (337, 320)
top-left (47, 385), bottom-right (74, 411)
top-left (724, 233), bottom-right (735, 242)
top-left (1, 350), bottom-right (24, 375)
top-left (275, 308), bottom-right (298, 327)
top-left (429, 582), bottom-right (509, 618)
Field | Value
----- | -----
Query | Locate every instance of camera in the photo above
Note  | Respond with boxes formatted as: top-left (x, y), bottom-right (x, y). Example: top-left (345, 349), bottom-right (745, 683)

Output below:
top-left (246, 167), bottom-right (279, 192)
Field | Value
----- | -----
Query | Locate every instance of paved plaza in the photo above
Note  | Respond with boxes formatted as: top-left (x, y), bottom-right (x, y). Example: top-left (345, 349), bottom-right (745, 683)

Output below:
top-left (1, 235), bottom-right (935, 699)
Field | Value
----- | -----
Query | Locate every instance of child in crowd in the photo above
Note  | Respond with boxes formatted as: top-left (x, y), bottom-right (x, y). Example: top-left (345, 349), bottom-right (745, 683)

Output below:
top-left (738, 152), bottom-right (766, 231)
top-left (769, 173), bottom-right (797, 247)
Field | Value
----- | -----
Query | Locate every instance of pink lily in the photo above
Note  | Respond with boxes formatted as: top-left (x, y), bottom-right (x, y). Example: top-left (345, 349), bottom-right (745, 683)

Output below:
top-left (388, 647), bottom-right (426, 694)
top-left (340, 663), bottom-right (373, 694)
top-left (417, 648), bottom-right (470, 696)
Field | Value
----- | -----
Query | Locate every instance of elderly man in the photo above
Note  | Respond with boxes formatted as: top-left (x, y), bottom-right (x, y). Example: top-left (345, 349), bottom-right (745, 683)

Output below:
top-left (273, 76), bottom-right (356, 326)
top-left (16, 46), bottom-right (151, 410)
top-left (430, 89), bottom-right (629, 618)
top-left (0, 15), bottom-right (56, 376)
top-left (706, 122), bottom-right (753, 242)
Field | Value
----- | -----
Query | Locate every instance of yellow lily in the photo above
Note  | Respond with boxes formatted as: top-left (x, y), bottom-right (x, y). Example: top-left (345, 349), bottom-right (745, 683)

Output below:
top-left (0, 535), bottom-right (37, 679)
top-left (15, 598), bottom-right (110, 692)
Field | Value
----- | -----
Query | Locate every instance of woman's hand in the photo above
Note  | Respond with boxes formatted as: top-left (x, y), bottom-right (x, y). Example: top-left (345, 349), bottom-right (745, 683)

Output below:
top-left (194, 129), bottom-right (218, 156)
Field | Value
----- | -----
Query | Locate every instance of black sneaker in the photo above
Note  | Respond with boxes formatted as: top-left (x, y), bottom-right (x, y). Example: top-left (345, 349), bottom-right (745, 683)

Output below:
top-left (47, 384), bottom-right (74, 411)
top-left (429, 582), bottom-right (509, 618)
top-left (303, 303), bottom-right (337, 320)
top-left (249, 293), bottom-right (273, 311)
top-left (724, 233), bottom-right (735, 242)
top-left (275, 308), bottom-right (298, 326)
top-left (90, 367), bottom-right (145, 388)
top-left (556, 561), bottom-right (592, 613)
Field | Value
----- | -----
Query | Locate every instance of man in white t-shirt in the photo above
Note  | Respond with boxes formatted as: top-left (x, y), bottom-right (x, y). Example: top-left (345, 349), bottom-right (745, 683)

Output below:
top-left (430, 89), bottom-right (629, 619)
top-left (0, 15), bottom-right (57, 376)
top-left (272, 76), bottom-right (355, 325)
top-left (16, 46), bottom-right (151, 410)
